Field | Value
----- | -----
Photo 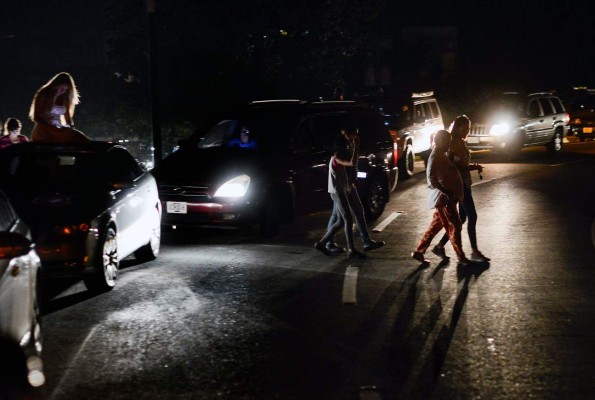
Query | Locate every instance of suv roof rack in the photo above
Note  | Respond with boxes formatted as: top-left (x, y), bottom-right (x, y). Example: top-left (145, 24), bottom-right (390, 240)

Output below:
top-left (528, 91), bottom-right (555, 96)
top-left (411, 91), bottom-right (434, 98)
top-left (250, 99), bottom-right (305, 105)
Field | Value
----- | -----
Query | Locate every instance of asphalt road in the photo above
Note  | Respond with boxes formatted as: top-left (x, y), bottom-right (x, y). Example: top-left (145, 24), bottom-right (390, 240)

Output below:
top-left (38, 141), bottom-right (595, 400)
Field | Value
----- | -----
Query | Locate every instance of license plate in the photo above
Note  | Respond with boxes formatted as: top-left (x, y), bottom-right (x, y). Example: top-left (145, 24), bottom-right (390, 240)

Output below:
top-left (583, 127), bottom-right (593, 133)
top-left (166, 201), bottom-right (187, 214)
top-left (466, 136), bottom-right (480, 143)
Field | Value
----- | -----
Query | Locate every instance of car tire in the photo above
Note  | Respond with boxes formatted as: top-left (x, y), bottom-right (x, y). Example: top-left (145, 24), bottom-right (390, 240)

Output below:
top-left (363, 175), bottom-right (387, 221)
top-left (84, 227), bottom-right (119, 292)
top-left (398, 143), bottom-right (415, 179)
top-left (134, 208), bottom-right (161, 262)
top-left (260, 193), bottom-right (281, 237)
top-left (546, 128), bottom-right (563, 156)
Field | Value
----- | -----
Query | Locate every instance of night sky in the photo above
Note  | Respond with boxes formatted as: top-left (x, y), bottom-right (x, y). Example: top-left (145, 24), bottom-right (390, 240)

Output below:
top-left (0, 0), bottom-right (592, 140)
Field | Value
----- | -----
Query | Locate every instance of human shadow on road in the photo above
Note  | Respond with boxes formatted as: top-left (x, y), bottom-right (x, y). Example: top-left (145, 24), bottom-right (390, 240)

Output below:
top-left (406, 261), bottom-right (490, 398)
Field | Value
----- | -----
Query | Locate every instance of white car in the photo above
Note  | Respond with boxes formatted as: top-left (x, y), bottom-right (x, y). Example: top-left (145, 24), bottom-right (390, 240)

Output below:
top-left (0, 188), bottom-right (44, 388)
top-left (0, 142), bottom-right (162, 292)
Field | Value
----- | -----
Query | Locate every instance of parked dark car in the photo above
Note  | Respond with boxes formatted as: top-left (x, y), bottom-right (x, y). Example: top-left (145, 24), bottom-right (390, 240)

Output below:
top-left (0, 142), bottom-right (161, 292)
top-left (564, 87), bottom-right (595, 142)
top-left (358, 91), bottom-right (444, 178)
top-left (466, 92), bottom-right (569, 158)
top-left (0, 188), bottom-right (44, 389)
top-left (152, 100), bottom-right (398, 236)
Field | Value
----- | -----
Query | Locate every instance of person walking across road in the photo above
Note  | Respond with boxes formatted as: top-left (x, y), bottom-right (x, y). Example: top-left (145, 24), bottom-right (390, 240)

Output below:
top-left (314, 123), bottom-right (366, 259)
top-left (324, 125), bottom-right (385, 254)
top-left (412, 129), bottom-right (471, 266)
top-left (431, 115), bottom-right (490, 263)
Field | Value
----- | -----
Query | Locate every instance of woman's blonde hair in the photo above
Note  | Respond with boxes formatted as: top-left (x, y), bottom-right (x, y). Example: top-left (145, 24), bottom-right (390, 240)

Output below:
top-left (29, 72), bottom-right (80, 122)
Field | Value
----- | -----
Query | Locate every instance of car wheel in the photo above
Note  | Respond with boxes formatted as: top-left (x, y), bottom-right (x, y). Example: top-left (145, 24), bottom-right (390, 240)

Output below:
top-left (260, 193), bottom-right (281, 237)
top-left (363, 175), bottom-right (387, 221)
top-left (398, 143), bottom-right (415, 179)
top-left (134, 208), bottom-right (161, 262)
top-left (84, 227), bottom-right (118, 292)
top-left (546, 128), bottom-right (563, 156)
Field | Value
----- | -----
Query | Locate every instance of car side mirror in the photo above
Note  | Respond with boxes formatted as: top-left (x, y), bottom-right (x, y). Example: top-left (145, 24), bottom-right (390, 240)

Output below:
top-left (0, 232), bottom-right (33, 259)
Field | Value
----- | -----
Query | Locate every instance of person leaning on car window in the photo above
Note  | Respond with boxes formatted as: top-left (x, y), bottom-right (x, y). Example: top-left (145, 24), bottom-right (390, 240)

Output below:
top-left (0, 118), bottom-right (28, 150)
top-left (227, 126), bottom-right (258, 149)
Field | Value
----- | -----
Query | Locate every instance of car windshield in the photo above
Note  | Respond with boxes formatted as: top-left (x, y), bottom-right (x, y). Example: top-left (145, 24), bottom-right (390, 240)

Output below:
top-left (0, 152), bottom-right (105, 194)
top-left (472, 96), bottom-right (524, 119)
top-left (360, 100), bottom-right (412, 124)
top-left (194, 110), bottom-right (295, 151)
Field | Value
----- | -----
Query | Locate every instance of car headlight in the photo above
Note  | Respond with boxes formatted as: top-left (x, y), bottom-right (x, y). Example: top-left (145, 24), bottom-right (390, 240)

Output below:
top-left (213, 174), bottom-right (251, 198)
top-left (489, 123), bottom-right (511, 136)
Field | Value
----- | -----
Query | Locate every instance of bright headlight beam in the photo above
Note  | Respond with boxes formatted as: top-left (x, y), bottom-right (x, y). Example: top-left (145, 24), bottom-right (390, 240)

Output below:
top-left (490, 122), bottom-right (511, 136)
top-left (213, 174), bottom-right (251, 198)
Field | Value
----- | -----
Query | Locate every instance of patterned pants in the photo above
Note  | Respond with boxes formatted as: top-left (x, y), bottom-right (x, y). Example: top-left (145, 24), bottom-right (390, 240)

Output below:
top-left (416, 200), bottom-right (465, 259)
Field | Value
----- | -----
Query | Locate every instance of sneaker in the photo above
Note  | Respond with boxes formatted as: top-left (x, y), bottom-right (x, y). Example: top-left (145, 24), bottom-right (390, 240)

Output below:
top-left (457, 257), bottom-right (472, 267)
top-left (348, 249), bottom-right (366, 259)
top-left (471, 251), bottom-right (490, 262)
top-left (314, 241), bottom-right (332, 256)
top-left (364, 240), bottom-right (385, 251)
top-left (431, 245), bottom-right (449, 260)
top-left (411, 251), bottom-right (427, 263)
top-left (327, 242), bottom-right (346, 254)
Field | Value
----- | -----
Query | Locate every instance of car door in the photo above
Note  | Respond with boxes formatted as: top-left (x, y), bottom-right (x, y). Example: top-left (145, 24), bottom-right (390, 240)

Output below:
top-left (105, 148), bottom-right (147, 258)
top-left (0, 193), bottom-right (30, 343)
top-left (536, 97), bottom-right (556, 143)
top-left (287, 116), bottom-right (331, 214)
top-left (524, 98), bottom-right (545, 144)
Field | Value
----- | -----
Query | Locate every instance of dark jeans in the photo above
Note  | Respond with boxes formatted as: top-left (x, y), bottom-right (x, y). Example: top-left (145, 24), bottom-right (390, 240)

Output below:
top-left (439, 184), bottom-right (478, 250)
top-left (320, 191), bottom-right (355, 251)
top-left (326, 184), bottom-right (371, 245)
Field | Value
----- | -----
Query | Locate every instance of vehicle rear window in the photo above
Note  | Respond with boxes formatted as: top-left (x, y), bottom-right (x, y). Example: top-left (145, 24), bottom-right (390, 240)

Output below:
top-left (549, 97), bottom-right (565, 114)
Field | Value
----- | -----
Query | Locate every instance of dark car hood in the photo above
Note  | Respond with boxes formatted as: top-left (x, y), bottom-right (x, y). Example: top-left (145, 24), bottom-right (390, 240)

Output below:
top-left (152, 147), bottom-right (272, 187)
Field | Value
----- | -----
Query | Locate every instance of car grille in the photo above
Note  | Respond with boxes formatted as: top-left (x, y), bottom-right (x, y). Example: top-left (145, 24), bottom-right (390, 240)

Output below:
top-left (158, 185), bottom-right (210, 200)
top-left (469, 124), bottom-right (490, 137)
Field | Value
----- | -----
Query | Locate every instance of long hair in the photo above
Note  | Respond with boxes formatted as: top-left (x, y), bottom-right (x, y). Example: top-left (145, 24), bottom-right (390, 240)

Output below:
top-left (29, 72), bottom-right (80, 122)
top-left (450, 115), bottom-right (470, 138)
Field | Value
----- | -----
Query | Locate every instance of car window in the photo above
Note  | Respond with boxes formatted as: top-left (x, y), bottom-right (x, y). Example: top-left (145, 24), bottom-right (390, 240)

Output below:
top-left (106, 148), bottom-right (143, 183)
top-left (0, 191), bottom-right (16, 231)
top-left (549, 97), bottom-right (565, 114)
top-left (527, 99), bottom-right (542, 118)
top-left (290, 119), bottom-right (318, 152)
top-left (353, 113), bottom-right (390, 148)
top-left (311, 114), bottom-right (345, 152)
top-left (539, 98), bottom-right (554, 115)
top-left (413, 103), bottom-right (424, 120)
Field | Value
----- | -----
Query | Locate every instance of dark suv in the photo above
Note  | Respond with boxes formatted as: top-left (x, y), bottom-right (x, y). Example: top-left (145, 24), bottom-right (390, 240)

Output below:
top-left (466, 92), bottom-right (569, 158)
top-left (152, 100), bottom-right (397, 236)
top-left (357, 92), bottom-right (444, 178)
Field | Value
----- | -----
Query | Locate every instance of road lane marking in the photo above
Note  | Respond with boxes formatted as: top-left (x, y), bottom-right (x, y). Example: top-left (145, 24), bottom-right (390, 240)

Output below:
top-left (342, 266), bottom-right (359, 305)
top-left (549, 158), bottom-right (590, 167)
top-left (471, 177), bottom-right (496, 187)
top-left (372, 212), bottom-right (402, 232)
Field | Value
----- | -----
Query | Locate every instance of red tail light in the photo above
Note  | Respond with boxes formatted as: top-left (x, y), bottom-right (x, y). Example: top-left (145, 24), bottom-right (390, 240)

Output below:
top-left (564, 113), bottom-right (570, 125)
top-left (393, 142), bottom-right (398, 164)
